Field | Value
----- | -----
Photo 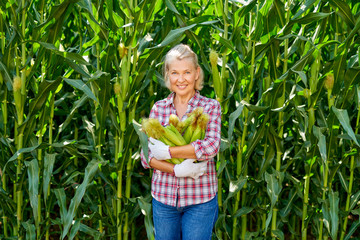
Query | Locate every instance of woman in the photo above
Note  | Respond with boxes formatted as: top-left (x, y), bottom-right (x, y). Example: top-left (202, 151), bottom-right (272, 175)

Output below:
top-left (140, 44), bottom-right (221, 240)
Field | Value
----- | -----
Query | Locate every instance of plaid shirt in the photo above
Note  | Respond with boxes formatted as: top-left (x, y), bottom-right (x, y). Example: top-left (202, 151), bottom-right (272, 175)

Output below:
top-left (140, 91), bottom-right (221, 207)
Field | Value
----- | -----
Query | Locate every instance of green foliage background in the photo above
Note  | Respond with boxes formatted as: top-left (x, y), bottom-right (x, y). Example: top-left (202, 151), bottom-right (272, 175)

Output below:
top-left (0, 0), bottom-right (360, 239)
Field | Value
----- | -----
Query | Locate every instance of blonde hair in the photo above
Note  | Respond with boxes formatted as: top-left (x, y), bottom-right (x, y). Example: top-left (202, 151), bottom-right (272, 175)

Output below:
top-left (163, 44), bottom-right (204, 91)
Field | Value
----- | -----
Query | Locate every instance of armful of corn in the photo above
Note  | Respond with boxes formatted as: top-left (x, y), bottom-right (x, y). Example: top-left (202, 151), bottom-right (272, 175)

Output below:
top-left (141, 107), bottom-right (209, 164)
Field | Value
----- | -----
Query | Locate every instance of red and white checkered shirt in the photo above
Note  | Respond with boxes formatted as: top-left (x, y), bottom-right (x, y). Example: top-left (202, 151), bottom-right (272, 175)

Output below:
top-left (140, 91), bottom-right (221, 207)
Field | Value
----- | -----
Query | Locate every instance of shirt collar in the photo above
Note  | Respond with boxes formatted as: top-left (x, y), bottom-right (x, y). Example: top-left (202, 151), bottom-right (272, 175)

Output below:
top-left (165, 90), bottom-right (200, 107)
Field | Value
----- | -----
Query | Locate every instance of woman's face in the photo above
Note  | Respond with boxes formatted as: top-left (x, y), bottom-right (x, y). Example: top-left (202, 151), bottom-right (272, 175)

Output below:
top-left (168, 58), bottom-right (199, 98)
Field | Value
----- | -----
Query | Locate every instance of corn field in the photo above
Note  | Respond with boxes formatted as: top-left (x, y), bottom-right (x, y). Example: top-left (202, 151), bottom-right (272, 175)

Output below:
top-left (0, 0), bottom-right (360, 239)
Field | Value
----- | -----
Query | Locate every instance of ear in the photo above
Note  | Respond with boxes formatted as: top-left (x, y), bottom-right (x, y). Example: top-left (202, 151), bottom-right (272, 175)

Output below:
top-left (195, 66), bottom-right (200, 80)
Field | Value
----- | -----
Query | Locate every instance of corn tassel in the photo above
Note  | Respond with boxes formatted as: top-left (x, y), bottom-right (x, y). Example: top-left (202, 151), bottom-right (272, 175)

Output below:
top-left (169, 114), bottom-right (179, 127)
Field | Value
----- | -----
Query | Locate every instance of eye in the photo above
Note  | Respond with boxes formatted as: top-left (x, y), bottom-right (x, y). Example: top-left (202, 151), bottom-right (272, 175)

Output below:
top-left (171, 72), bottom-right (178, 75)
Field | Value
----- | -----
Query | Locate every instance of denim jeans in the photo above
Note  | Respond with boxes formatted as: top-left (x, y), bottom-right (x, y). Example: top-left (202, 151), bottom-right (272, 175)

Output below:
top-left (152, 194), bottom-right (218, 240)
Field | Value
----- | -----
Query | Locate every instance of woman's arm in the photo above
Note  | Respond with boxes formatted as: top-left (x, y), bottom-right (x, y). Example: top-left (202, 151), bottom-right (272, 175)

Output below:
top-left (149, 144), bottom-right (196, 173)
top-left (169, 144), bottom-right (197, 159)
top-left (149, 158), bottom-right (175, 174)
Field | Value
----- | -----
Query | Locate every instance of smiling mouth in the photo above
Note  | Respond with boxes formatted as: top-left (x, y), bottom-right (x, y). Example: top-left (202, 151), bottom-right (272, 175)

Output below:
top-left (177, 85), bottom-right (187, 89)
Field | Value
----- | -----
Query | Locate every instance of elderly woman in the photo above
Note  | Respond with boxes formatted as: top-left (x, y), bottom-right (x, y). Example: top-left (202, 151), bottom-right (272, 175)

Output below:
top-left (140, 44), bottom-right (221, 240)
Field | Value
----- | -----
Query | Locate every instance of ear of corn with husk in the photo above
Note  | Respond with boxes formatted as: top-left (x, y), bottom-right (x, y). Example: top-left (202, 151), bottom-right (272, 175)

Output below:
top-left (142, 107), bottom-right (209, 164)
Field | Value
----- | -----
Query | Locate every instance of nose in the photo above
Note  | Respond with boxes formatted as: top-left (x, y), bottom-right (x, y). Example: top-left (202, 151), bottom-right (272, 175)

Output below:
top-left (177, 74), bottom-right (185, 82)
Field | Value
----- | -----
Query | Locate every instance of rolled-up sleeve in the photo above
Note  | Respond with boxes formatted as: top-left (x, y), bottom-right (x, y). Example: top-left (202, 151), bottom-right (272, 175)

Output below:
top-left (191, 100), bottom-right (221, 160)
top-left (140, 148), bottom-right (153, 169)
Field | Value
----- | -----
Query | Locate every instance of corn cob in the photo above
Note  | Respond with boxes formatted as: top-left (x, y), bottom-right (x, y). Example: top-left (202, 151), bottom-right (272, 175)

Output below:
top-left (142, 118), bottom-right (186, 146)
top-left (177, 107), bottom-right (203, 133)
top-left (13, 76), bottom-right (22, 117)
top-left (190, 113), bottom-right (209, 143)
top-left (210, 50), bottom-right (223, 101)
top-left (183, 118), bottom-right (198, 143)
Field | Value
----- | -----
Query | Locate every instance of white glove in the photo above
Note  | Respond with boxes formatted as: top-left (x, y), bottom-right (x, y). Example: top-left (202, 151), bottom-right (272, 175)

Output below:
top-left (148, 137), bottom-right (171, 160)
top-left (174, 159), bottom-right (208, 179)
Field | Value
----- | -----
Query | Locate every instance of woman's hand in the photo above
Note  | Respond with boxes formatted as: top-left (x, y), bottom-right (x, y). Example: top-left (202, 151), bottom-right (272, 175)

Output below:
top-left (148, 137), bottom-right (171, 160)
top-left (174, 159), bottom-right (208, 179)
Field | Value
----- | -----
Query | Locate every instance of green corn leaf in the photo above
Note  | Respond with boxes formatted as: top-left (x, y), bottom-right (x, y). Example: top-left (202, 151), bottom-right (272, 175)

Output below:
top-left (69, 219), bottom-right (81, 240)
top-left (233, 206), bottom-right (253, 218)
top-left (328, 0), bottom-right (355, 28)
top-left (133, 120), bottom-right (149, 164)
top-left (152, 24), bottom-right (197, 48)
top-left (228, 102), bottom-right (244, 143)
top-left (38, 42), bottom-right (90, 65)
top-left (6, 143), bottom-right (48, 168)
top-left (61, 159), bottom-right (105, 239)
top-left (43, 153), bottom-right (56, 202)
top-left (292, 0), bottom-right (317, 20)
top-left (22, 221), bottom-right (36, 240)
top-left (337, 171), bottom-right (349, 193)
top-left (212, 34), bottom-right (235, 52)
top-left (54, 188), bottom-right (67, 222)
top-left (350, 190), bottom-right (360, 211)
top-left (265, 171), bottom-right (283, 206)
top-left (357, 85), bottom-right (360, 108)
top-left (273, 0), bottom-right (285, 26)
top-left (83, 116), bottom-right (96, 145)
top-left (244, 41), bottom-right (271, 63)
top-left (96, 74), bottom-right (112, 143)
top-left (329, 191), bottom-right (339, 239)
top-left (257, 132), bottom-right (275, 179)
top-left (272, 230), bottom-right (284, 240)
top-left (62, 171), bottom-right (82, 186)
top-left (57, 95), bottom-right (89, 136)
top-left (224, 176), bottom-right (247, 206)
top-left (241, 100), bottom-right (269, 112)
top-left (216, 153), bottom-right (227, 176)
top-left (293, 12), bottom-right (330, 25)
top-left (245, 114), bottom-right (269, 162)
top-left (268, 41), bottom-right (280, 81)
top-left (64, 78), bottom-right (98, 103)
top-left (244, 231), bottom-right (260, 240)
top-left (280, 189), bottom-right (298, 218)
top-left (332, 107), bottom-right (360, 147)
top-left (165, 0), bottom-right (180, 15)
top-left (265, 171), bottom-right (283, 231)
top-left (344, 68), bottom-right (360, 93)
top-left (82, 35), bottom-right (100, 49)
top-left (25, 159), bottom-right (39, 228)
top-left (21, 77), bottom-right (62, 125)
top-left (215, 213), bottom-right (226, 239)
top-left (79, 223), bottom-right (103, 239)
top-left (234, 0), bottom-right (256, 24)
top-left (313, 125), bottom-right (327, 164)
top-left (344, 219), bottom-right (360, 240)
top-left (333, 45), bottom-right (348, 95)
top-left (77, 1), bottom-right (109, 40)
top-left (0, 60), bottom-right (13, 90)
top-left (288, 48), bottom-right (315, 74)
top-left (65, 59), bottom-right (91, 78)
top-left (138, 196), bottom-right (155, 240)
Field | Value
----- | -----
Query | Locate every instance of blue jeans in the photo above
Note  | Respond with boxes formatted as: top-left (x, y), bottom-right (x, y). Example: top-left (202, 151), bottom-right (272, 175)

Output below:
top-left (152, 195), bottom-right (218, 240)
